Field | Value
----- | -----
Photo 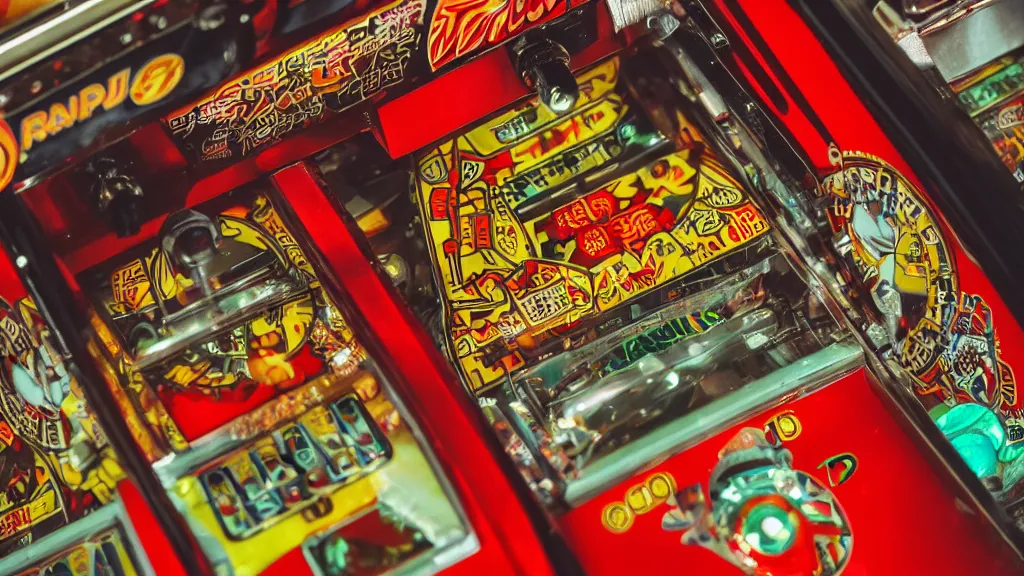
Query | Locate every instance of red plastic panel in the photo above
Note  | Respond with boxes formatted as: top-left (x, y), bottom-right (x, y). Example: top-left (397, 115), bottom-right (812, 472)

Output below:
top-left (272, 163), bottom-right (557, 576)
top-left (559, 368), bottom-right (1022, 575)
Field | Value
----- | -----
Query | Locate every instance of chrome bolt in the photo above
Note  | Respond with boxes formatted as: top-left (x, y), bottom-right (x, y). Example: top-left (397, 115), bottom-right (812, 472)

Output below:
top-left (647, 12), bottom-right (679, 39)
top-left (710, 33), bottom-right (728, 49)
top-left (149, 14), bottom-right (168, 30)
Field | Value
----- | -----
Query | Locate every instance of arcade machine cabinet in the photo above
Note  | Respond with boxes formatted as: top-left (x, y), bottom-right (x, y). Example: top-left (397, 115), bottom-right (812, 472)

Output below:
top-left (3, 0), bottom-right (1024, 575)
top-left (778, 0), bottom-right (1024, 534)
top-left (0, 2), bottom-right (571, 575)
top-left (0, 2), bottom-right (279, 574)
top-left (221, 0), bottom-right (1024, 574)
top-left (134, 1), bottom-right (1024, 569)
top-left (872, 0), bottom-right (1024, 188)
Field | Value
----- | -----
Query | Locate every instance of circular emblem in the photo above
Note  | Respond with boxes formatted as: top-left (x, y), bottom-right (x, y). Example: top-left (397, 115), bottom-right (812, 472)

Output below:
top-left (130, 53), bottom-right (185, 106)
top-left (0, 117), bottom-right (18, 190)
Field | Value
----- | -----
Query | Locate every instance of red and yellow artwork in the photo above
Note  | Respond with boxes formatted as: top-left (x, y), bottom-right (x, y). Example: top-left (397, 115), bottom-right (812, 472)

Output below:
top-left (427, 0), bottom-right (586, 70)
top-left (416, 57), bottom-right (770, 392)
top-left (165, 0), bottom-right (427, 164)
top-left (0, 293), bottom-right (123, 557)
top-left (83, 191), bottom-right (366, 446)
top-left (821, 147), bottom-right (1024, 490)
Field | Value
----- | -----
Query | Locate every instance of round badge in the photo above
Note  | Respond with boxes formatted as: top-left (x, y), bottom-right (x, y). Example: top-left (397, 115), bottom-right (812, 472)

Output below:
top-left (130, 53), bottom-right (186, 106)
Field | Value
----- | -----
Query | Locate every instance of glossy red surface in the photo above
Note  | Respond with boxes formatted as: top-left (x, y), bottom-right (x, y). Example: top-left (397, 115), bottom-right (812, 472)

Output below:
top-left (715, 0), bottom-right (1024, 352)
top-left (271, 163), bottom-right (558, 575)
top-left (559, 368), bottom-right (1023, 575)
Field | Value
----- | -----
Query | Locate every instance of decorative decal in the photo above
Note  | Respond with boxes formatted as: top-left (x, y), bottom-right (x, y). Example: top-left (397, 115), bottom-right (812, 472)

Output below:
top-left (818, 453), bottom-right (858, 487)
top-left (599, 311), bottom-right (724, 375)
top-left (129, 53), bottom-right (186, 106)
top-left (763, 410), bottom-right (802, 447)
top-left (19, 53), bottom-right (183, 153)
top-left (427, 0), bottom-right (580, 71)
top-left (83, 192), bottom-right (366, 443)
top-left (0, 297), bottom-right (124, 556)
top-left (165, 0), bottom-right (426, 165)
top-left (601, 472), bottom-right (676, 534)
top-left (200, 395), bottom-right (390, 540)
top-left (416, 57), bottom-right (770, 393)
top-left (661, 428), bottom-right (853, 575)
top-left (821, 146), bottom-right (1024, 493)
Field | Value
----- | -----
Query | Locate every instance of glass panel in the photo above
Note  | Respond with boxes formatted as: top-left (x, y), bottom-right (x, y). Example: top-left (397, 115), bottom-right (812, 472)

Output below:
top-left (316, 49), bottom-right (854, 503)
top-left (75, 185), bottom-right (474, 576)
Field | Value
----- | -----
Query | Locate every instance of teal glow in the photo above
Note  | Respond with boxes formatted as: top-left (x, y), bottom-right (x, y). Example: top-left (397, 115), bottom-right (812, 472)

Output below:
top-left (950, 433), bottom-right (999, 478)
top-left (741, 503), bottom-right (797, 556)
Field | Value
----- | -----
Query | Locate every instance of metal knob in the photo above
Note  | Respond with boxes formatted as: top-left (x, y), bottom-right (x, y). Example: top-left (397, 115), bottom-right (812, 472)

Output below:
top-left (90, 158), bottom-right (144, 237)
top-left (516, 39), bottom-right (579, 116)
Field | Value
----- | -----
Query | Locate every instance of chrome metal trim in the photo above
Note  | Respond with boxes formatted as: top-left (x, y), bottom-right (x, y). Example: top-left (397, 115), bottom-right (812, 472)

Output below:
top-left (0, 0), bottom-right (154, 85)
top-left (919, 0), bottom-right (1024, 80)
top-left (564, 340), bottom-right (864, 505)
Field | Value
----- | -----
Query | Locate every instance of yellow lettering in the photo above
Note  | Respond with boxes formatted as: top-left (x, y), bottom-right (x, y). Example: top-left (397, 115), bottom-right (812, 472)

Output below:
top-left (601, 502), bottom-right (634, 534)
top-left (20, 111), bottom-right (48, 150)
top-left (626, 485), bottom-right (654, 514)
top-left (79, 83), bottom-right (106, 121)
top-left (46, 102), bottom-right (74, 135)
top-left (602, 472), bottom-right (678, 534)
top-left (647, 473), bottom-right (675, 501)
top-left (104, 68), bottom-right (131, 110)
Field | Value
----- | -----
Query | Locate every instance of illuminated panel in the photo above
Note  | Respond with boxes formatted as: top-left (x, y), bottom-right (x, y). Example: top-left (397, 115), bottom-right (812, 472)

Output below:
top-left (427, 0), bottom-right (587, 70)
top-left (174, 390), bottom-right (462, 575)
top-left (415, 56), bottom-right (771, 393)
top-left (164, 0), bottom-right (427, 166)
top-left (80, 189), bottom-right (366, 446)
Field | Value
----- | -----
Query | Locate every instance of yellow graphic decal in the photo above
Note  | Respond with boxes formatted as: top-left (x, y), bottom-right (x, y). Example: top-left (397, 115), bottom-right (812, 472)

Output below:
top-left (763, 410), bottom-right (802, 447)
top-left (416, 57), bottom-right (769, 392)
top-left (822, 147), bottom-right (1024, 491)
top-left (601, 472), bottom-right (676, 534)
top-left (130, 53), bottom-right (185, 105)
top-left (0, 297), bottom-right (124, 555)
top-left (19, 54), bottom-right (181, 152)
